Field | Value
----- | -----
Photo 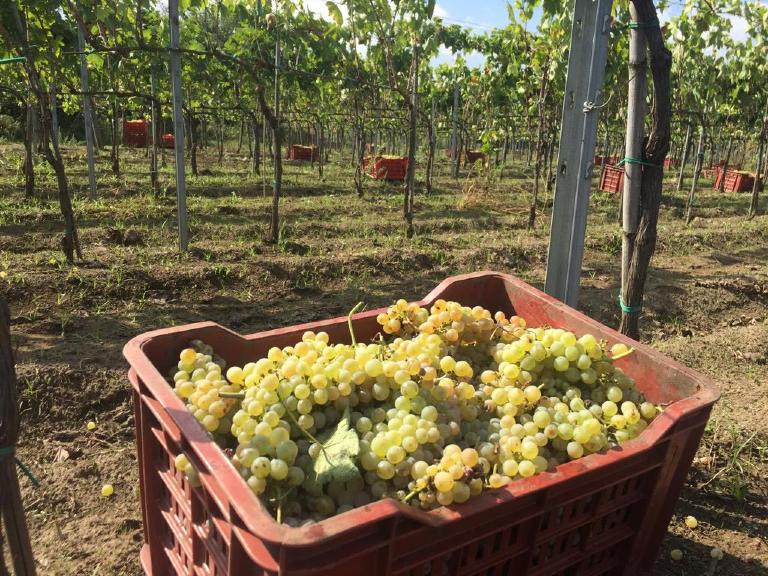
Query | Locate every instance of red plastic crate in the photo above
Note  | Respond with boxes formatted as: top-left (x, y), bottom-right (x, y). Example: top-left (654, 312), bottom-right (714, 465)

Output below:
top-left (465, 150), bottom-right (486, 165)
top-left (161, 134), bottom-right (175, 149)
top-left (599, 165), bottom-right (624, 193)
top-left (713, 166), bottom-right (730, 190)
top-left (593, 156), bottom-right (619, 167)
top-left (287, 145), bottom-right (319, 162)
top-left (363, 155), bottom-right (409, 181)
top-left (124, 119), bottom-right (149, 148)
top-left (723, 170), bottom-right (761, 193)
top-left (124, 271), bottom-right (719, 576)
top-left (663, 158), bottom-right (678, 169)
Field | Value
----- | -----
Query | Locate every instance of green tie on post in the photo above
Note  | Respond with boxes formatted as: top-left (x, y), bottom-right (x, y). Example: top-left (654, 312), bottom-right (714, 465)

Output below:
top-left (0, 56), bottom-right (26, 65)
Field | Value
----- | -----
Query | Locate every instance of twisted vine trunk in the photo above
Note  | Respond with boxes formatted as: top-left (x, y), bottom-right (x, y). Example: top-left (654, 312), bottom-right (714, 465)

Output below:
top-left (0, 7), bottom-right (81, 262)
top-left (619, 0), bottom-right (672, 340)
top-left (425, 99), bottom-right (436, 195)
top-left (675, 122), bottom-right (692, 193)
top-left (404, 46), bottom-right (419, 238)
top-left (0, 297), bottom-right (37, 576)
top-left (23, 98), bottom-right (34, 197)
top-left (250, 118), bottom-right (261, 176)
top-left (748, 102), bottom-right (768, 219)
top-left (528, 60), bottom-right (550, 229)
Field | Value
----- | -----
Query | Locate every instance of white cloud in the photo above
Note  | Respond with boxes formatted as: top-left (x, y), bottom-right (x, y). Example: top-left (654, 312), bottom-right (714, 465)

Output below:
top-left (431, 47), bottom-right (485, 69)
top-left (725, 13), bottom-right (749, 42)
top-left (302, 0), bottom-right (348, 23)
top-left (434, 3), bottom-right (449, 18)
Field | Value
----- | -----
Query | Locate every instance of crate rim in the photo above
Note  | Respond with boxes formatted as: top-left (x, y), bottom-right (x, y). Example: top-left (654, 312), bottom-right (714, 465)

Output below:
top-left (123, 270), bottom-right (720, 553)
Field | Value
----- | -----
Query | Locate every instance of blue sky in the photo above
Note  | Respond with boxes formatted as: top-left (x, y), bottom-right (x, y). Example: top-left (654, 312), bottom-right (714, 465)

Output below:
top-left (429, 0), bottom-right (758, 67)
top-left (303, 0), bottom-right (759, 68)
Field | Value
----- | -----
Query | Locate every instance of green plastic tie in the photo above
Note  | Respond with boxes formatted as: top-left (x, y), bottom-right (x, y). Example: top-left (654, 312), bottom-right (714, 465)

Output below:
top-left (615, 19), bottom-right (660, 32)
top-left (0, 446), bottom-right (40, 488)
top-left (0, 56), bottom-right (26, 66)
top-left (619, 292), bottom-right (642, 314)
top-left (629, 19), bottom-right (660, 29)
top-left (616, 156), bottom-right (662, 168)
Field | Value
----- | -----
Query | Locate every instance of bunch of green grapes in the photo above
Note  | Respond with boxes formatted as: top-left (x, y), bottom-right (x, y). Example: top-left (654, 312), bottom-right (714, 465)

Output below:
top-left (171, 341), bottom-right (238, 439)
top-left (166, 300), bottom-right (660, 524)
top-left (407, 445), bottom-right (487, 509)
top-left (377, 299), bottom-right (522, 345)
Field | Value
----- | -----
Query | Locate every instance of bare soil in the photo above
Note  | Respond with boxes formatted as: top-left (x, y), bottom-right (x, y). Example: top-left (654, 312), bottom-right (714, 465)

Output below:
top-left (1, 144), bottom-right (766, 575)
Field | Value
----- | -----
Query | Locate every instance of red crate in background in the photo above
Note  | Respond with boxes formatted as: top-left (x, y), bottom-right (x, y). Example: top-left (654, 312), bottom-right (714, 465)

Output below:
top-left (714, 166), bottom-right (729, 189)
top-left (363, 155), bottom-right (408, 180)
top-left (599, 165), bottom-right (624, 193)
top-left (723, 170), bottom-right (762, 193)
top-left (287, 144), bottom-right (319, 162)
top-left (714, 166), bottom-right (748, 190)
top-left (124, 119), bottom-right (149, 148)
top-left (465, 150), bottom-right (486, 165)
top-left (124, 271), bottom-right (719, 576)
top-left (593, 155), bottom-right (620, 167)
top-left (160, 134), bottom-right (175, 149)
top-left (663, 157), bottom-right (679, 168)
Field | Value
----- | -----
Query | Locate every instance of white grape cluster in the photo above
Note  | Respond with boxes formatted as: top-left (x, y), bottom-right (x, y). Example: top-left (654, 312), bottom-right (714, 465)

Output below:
top-left (169, 300), bottom-right (659, 524)
top-left (171, 340), bottom-right (240, 437)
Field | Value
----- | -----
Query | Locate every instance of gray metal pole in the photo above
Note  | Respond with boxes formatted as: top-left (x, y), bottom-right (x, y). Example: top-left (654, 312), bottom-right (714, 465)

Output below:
top-left (150, 69), bottom-right (159, 194)
top-left (685, 125), bottom-right (705, 224)
top-left (76, 14), bottom-right (97, 200)
top-left (544, 0), bottom-right (614, 306)
top-left (451, 84), bottom-right (459, 178)
top-left (272, 12), bottom-right (281, 235)
top-left (169, 0), bottom-right (188, 252)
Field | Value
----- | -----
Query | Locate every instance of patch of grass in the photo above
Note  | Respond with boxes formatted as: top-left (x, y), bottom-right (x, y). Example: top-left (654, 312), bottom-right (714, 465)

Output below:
top-left (696, 418), bottom-right (768, 502)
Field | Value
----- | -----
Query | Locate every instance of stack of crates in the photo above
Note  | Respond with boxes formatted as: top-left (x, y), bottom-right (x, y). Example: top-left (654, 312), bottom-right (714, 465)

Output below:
top-left (124, 120), bottom-right (149, 148)
top-left (288, 145), bottom-right (320, 161)
top-left (724, 170), bottom-right (761, 193)
top-left (363, 155), bottom-right (409, 181)
top-left (465, 150), bottom-right (486, 165)
top-left (161, 134), bottom-right (175, 149)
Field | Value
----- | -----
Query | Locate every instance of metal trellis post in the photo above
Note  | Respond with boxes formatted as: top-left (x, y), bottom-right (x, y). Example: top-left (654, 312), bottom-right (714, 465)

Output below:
top-left (544, 0), bottom-right (614, 307)
top-left (169, 0), bottom-right (188, 252)
top-left (76, 13), bottom-right (97, 200)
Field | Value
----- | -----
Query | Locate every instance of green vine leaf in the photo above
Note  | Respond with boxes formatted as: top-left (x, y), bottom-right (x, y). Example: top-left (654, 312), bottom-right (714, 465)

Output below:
top-left (326, 1), bottom-right (343, 27)
top-left (311, 407), bottom-right (360, 485)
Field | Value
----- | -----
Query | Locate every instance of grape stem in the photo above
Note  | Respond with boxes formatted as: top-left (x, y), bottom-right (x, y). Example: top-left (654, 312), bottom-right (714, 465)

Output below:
top-left (347, 301), bottom-right (365, 346)
top-left (277, 390), bottom-right (322, 446)
top-left (610, 347), bottom-right (635, 361)
top-left (401, 488), bottom-right (421, 503)
top-left (220, 392), bottom-right (246, 399)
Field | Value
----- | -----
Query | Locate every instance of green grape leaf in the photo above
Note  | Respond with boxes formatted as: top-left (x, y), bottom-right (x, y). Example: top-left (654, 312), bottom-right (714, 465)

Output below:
top-left (311, 407), bottom-right (360, 485)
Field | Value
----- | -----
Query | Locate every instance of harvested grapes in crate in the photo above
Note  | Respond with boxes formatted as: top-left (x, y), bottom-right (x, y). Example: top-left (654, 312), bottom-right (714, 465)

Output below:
top-left (170, 298), bottom-right (659, 524)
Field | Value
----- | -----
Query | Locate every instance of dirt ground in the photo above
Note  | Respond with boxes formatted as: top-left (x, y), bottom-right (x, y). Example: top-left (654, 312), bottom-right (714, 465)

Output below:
top-left (0, 143), bottom-right (765, 575)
